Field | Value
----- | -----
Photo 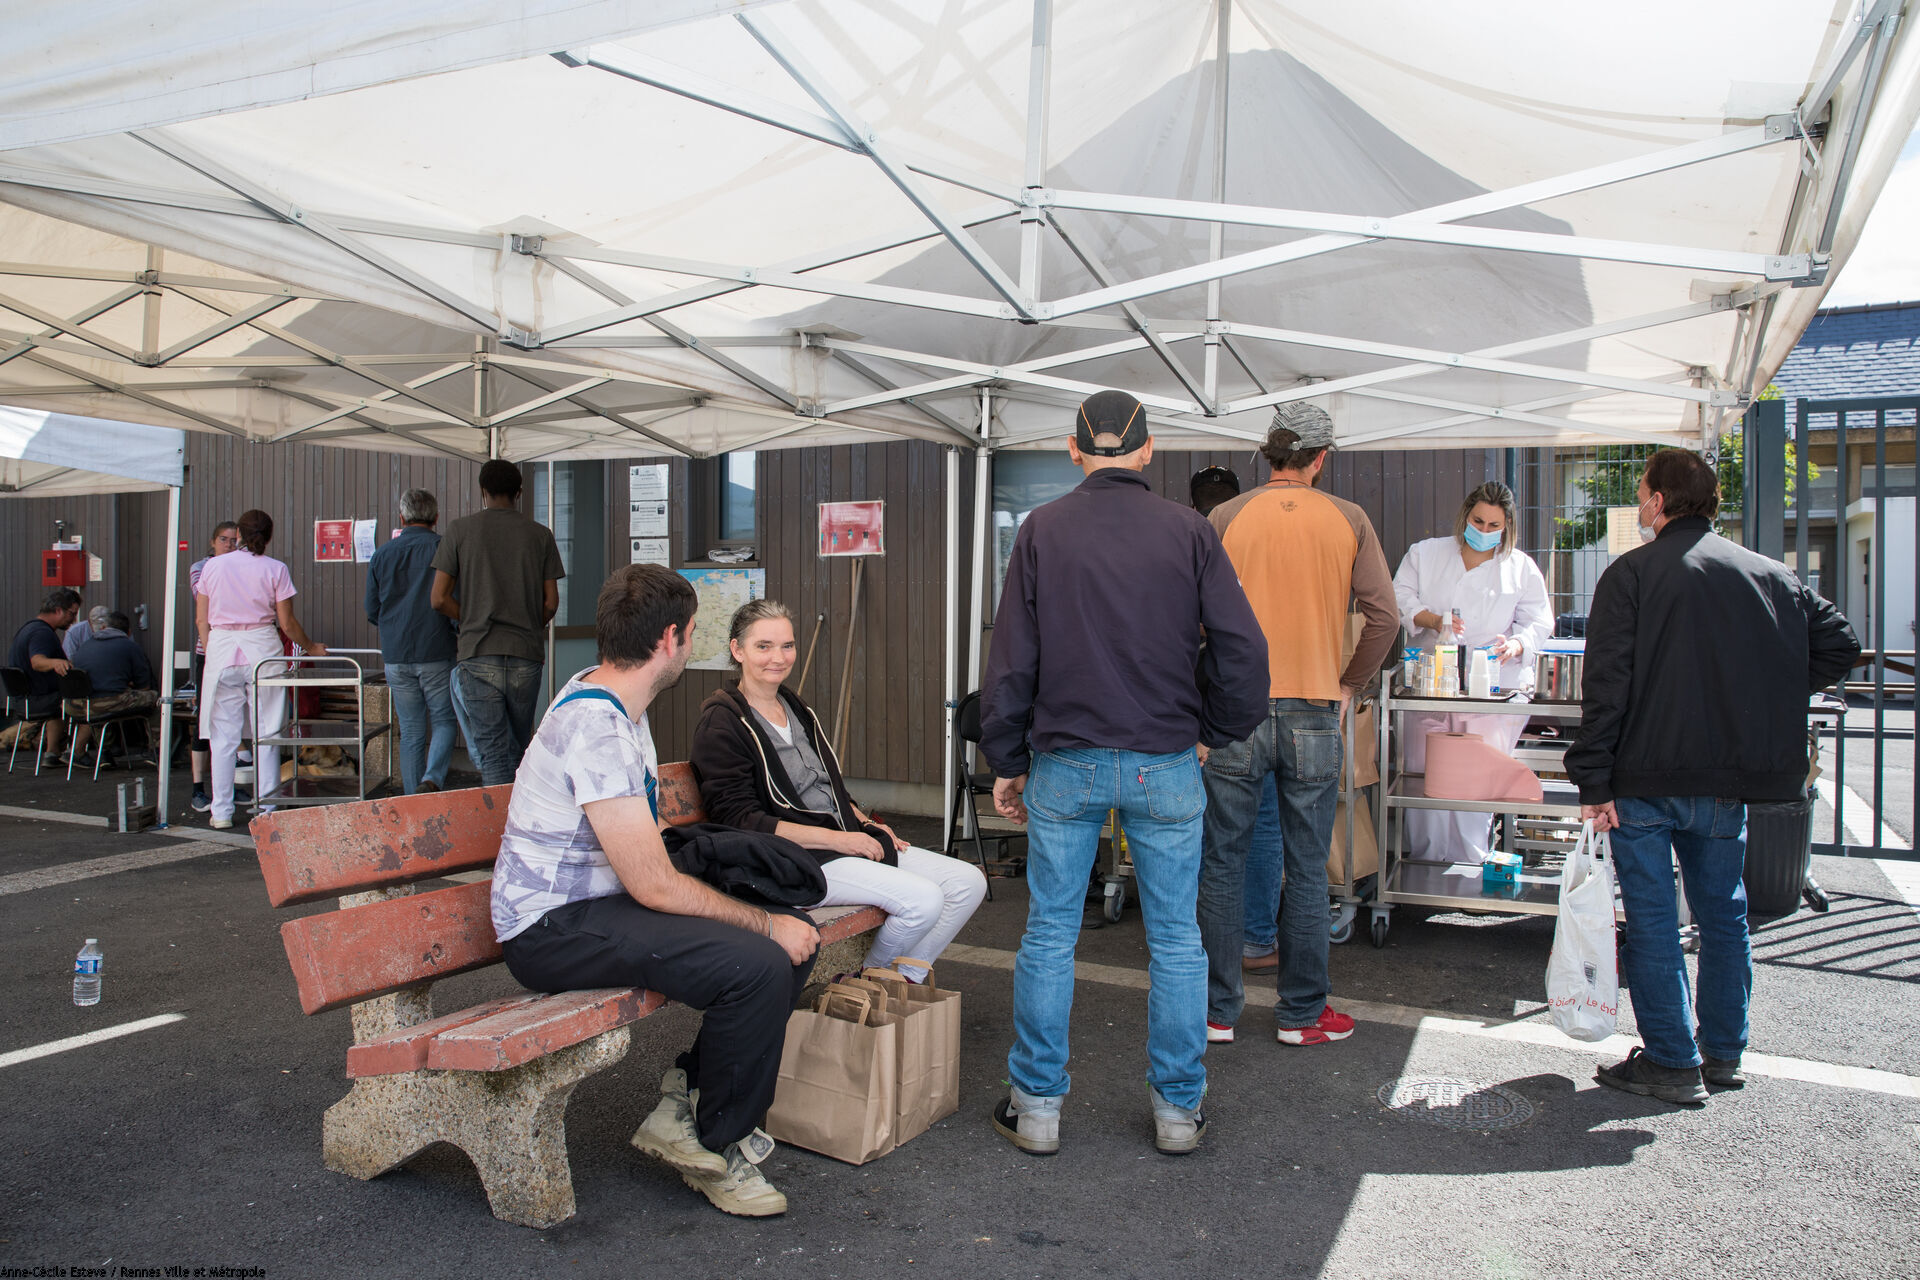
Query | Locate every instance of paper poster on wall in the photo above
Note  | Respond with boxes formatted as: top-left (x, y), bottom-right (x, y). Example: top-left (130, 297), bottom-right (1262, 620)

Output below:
top-left (679, 568), bottom-right (765, 669)
top-left (86, 553), bottom-right (103, 583)
top-left (630, 537), bottom-right (670, 566)
top-left (818, 500), bottom-right (884, 556)
top-left (1605, 507), bottom-right (1644, 556)
top-left (630, 500), bottom-right (669, 538)
top-left (629, 463), bottom-right (669, 503)
top-left (315, 519), bottom-right (352, 562)
top-left (352, 519), bottom-right (378, 563)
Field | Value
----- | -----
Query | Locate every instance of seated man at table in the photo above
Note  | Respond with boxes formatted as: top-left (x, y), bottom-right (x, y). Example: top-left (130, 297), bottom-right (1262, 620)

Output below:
top-left (68, 611), bottom-right (161, 763)
top-left (2, 587), bottom-right (81, 757)
top-left (492, 564), bottom-right (819, 1219)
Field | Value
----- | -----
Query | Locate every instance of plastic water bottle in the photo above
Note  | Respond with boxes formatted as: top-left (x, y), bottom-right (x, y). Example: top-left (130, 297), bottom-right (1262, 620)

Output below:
top-left (72, 938), bottom-right (102, 1006)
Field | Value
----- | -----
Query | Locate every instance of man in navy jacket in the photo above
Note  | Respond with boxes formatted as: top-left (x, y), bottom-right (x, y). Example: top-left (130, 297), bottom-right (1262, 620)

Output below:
top-left (980, 390), bottom-right (1267, 1157)
top-left (1569, 448), bottom-right (1857, 1104)
top-left (366, 489), bottom-right (459, 793)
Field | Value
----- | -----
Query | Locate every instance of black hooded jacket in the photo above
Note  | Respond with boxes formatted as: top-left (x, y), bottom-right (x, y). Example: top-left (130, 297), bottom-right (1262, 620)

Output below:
top-left (659, 821), bottom-right (827, 907)
top-left (689, 682), bottom-right (898, 867)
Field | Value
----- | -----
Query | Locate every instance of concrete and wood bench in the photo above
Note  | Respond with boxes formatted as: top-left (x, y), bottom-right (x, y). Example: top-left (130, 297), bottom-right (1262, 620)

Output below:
top-left (250, 763), bottom-right (885, 1229)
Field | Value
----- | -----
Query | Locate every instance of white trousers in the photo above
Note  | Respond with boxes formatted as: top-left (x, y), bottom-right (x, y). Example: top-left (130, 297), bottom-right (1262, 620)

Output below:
top-left (812, 844), bottom-right (989, 982)
top-left (201, 627), bottom-right (286, 822)
top-left (1401, 709), bottom-right (1528, 865)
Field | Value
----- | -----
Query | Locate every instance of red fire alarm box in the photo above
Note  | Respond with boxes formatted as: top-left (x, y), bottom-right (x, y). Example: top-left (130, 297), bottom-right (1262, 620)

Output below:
top-left (42, 549), bottom-right (85, 587)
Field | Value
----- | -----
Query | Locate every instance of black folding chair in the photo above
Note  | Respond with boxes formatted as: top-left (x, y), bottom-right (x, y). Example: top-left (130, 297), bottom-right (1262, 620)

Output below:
top-left (58, 669), bottom-right (153, 781)
top-left (942, 690), bottom-right (1004, 899)
top-left (2, 666), bottom-right (57, 776)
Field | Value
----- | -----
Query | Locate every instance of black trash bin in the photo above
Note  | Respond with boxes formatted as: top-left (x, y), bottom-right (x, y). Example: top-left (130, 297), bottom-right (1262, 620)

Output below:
top-left (1744, 791), bottom-right (1814, 918)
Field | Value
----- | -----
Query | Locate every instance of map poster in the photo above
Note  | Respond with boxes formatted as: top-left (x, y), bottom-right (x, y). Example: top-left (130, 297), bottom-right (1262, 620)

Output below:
top-left (679, 568), bottom-right (766, 669)
top-left (314, 519), bottom-right (353, 562)
top-left (818, 500), bottom-right (884, 556)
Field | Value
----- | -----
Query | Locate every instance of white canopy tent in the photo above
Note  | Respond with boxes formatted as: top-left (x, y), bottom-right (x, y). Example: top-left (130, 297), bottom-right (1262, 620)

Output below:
top-left (1, 0), bottom-right (1916, 827)
top-left (0, 407), bottom-right (187, 822)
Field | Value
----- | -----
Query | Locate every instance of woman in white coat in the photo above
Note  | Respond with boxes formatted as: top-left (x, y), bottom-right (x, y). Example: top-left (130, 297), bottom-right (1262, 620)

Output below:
top-left (194, 509), bottom-right (326, 829)
top-left (1393, 481), bottom-right (1551, 863)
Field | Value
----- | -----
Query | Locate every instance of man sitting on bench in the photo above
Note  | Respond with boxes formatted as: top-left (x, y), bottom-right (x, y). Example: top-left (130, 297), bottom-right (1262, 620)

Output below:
top-left (491, 564), bottom-right (821, 1218)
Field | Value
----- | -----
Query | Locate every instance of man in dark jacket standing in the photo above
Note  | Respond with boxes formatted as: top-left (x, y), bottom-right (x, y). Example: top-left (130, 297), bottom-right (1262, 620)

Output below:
top-left (1568, 448), bottom-right (1858, 1104)
top-left (366, 488), bottom-right (458, 793)
top-left (979, 390), bottom-right (1268, 1157)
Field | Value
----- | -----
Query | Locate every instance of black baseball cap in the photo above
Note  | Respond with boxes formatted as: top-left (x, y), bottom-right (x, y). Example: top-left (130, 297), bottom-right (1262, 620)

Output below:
top-left (1075, 390), bottom-right (1149, 457)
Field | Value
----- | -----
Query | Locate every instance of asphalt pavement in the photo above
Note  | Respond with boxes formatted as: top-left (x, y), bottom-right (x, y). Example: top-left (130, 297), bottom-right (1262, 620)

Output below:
top-left (1, 766), bottom-right (1918, 1280)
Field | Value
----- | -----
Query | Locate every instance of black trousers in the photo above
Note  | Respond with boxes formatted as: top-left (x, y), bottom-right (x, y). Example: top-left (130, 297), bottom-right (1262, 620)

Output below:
top-left (502, 895), bottom-right (814, 1151)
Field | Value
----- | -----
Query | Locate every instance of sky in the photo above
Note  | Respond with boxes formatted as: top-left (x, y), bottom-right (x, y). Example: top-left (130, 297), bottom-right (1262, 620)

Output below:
top-left (1822, 122), bottom-right (1920, 306)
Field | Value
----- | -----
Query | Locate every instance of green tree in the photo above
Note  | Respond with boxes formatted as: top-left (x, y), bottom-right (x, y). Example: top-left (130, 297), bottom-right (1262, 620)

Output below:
top-left (1554, 386), bottom-right (1811, 549)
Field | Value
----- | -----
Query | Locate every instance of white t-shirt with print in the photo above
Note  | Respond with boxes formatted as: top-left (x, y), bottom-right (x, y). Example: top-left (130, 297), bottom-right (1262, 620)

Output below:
top-left (491, 668), bottom-right (658, 942)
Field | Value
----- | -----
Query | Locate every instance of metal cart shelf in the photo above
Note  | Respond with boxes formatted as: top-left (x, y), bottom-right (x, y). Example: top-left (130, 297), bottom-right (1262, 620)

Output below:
top-left (249, 653), bottom-right (390, 811)
top-left (1369, 676), bottom-right (1599, 948)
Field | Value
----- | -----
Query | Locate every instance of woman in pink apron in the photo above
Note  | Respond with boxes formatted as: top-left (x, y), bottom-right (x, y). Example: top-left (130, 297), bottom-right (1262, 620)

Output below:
top-left (194, 509), bottom-right (326, 829)
top-left (1392, 481), bottom-right (1551, 863)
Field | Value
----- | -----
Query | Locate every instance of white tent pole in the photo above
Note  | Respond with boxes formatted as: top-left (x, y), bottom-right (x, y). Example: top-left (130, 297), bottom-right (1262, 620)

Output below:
top-left (545, 459), bottom-right (557, 709)
top-left (1018, 0), bottom-right (1052, 299)
top-left (967, 389), bottom-right (992, 696)
top-left (1204, 0), bottom-right (1231, 406)
top-left (155, 480), bottom-right (181, 828)
top-left (941, 444), bottom-right (960, 844)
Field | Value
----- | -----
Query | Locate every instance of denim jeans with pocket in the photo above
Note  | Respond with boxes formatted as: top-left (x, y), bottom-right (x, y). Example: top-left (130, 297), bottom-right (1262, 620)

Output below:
top-left (1197, 699), bottom-right (1341, 1028)
top-left (1242, 785), bottom-right (1284, 955)
top-left (1009, 746), bottom-right (1209, 1110)
top-left (451, 655), bottom-right (543, 786)
top-left (1609, 795), bottom-right (1751, 1068)
top-left (386, 660), bottom-right (457, 793)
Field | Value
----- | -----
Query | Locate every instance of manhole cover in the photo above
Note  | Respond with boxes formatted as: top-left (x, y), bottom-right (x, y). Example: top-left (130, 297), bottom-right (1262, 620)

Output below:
top-left (1376, 1076), bottom-right (1535, 1131)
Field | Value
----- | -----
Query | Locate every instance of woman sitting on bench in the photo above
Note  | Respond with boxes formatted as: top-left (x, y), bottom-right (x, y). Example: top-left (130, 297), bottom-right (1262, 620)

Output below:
top-left (690, 599), bottom-right (987, 983)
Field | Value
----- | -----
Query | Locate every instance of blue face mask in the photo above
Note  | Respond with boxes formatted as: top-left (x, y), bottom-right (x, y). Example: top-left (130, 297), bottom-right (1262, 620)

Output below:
top-left (1463, 524), bottom-right (1503, 553)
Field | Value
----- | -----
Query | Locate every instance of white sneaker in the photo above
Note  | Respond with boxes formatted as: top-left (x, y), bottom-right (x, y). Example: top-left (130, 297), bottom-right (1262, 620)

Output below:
top-left (1206, 1021), bottom-right (1235, 1043)
top-left (680, 1130), bottom-right (786, 1217)
top-left (631, 1069), bottom-right (726, 1177)
top-left (992, 1091), bottom-right (1061, 1156)
top-left (209, 817), bottom-right (234, 830)
top-left (1150, 1086), bottom-right (1207, 1155)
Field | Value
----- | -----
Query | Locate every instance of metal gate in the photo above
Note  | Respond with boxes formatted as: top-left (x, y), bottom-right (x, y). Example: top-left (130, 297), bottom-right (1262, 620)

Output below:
top-left (1750, 394), bottom-right (1918, 862)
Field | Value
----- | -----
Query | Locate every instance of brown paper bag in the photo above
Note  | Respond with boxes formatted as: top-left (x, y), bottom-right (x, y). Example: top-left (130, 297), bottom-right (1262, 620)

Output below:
top-left (860, 958), bottom-right (962, 1143)
top-left (1326, 800), bottom-right (1380, 883)
top-left (765, 983), bottom-right (899, 1165)
top-left (1347, 700), bottom-right (1380, 788)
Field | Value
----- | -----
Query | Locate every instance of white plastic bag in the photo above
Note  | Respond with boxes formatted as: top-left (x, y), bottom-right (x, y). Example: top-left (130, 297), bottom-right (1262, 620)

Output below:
top-left (1545, 820), bottom-right (1619, 1042)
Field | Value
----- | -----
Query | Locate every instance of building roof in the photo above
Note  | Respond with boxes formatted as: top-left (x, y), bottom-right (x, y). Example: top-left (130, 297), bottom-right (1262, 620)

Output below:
top-left (1774, 299), bottom-right (1920, 402)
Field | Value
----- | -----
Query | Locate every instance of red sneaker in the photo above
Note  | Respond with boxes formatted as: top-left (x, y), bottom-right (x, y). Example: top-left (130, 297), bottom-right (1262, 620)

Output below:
top-left (1205, 1021), bottom-right (1235, 1044)
top-left (1276, 1005), bottom-right (1355, 1046)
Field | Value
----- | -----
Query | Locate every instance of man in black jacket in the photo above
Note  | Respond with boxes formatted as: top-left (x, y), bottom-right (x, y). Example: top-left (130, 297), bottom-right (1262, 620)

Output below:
top-left (1568, 448), bottom-right (1858, 1103)
top-left (980, 389), bottom-right (1268, 1157)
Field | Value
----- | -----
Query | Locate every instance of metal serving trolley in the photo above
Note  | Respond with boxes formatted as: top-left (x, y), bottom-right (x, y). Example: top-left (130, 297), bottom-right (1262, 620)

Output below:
top-left (248, 651), bottom-right (390, 812)
top-left (1368, 670), bottom-right (1607, 948)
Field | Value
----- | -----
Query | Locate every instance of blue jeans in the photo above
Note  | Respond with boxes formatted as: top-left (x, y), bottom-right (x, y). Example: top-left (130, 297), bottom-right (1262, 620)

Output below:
top-left (1609, 796), bottom-right (1751, 1069)
top-left (451, 655), bottom-right (543, 786)
top-left (386, 660), bottom-right (456, 794)
top-left (1009, 747), bottom-right (1209, 1110)
top-left (1197, 699), bottom-right (1340, 1027)
top-left (1242, 786), bottom-right (1283, 955)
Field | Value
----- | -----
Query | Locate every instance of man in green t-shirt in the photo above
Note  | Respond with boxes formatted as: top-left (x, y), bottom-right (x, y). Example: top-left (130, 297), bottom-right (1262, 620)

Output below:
top-left (431, 460), bottom-right (565, 784)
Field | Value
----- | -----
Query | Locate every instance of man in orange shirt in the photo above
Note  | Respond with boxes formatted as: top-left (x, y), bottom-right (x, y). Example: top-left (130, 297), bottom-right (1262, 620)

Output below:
top-left (1199, 404), bottom-right (1398, 1046)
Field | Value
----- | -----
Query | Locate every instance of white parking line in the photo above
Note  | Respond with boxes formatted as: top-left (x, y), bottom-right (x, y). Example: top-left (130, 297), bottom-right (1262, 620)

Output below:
top-left (1879, 857), bottom-right (1920, 927)
top-left (1812, 780), bottom-right (1910, 851)
top-left (939, 943), bottom-right (1920, 1101)
top-left (0, 841), bottom-right (236, 896)
top-left (0, 803), bottom-right (256, 848)
top-left (0, 1013), bottom-right (186, 1070)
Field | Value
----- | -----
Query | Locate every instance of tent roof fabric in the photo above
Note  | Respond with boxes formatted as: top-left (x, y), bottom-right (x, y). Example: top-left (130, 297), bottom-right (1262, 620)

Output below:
top-left (0, 1), bottom-right (1916, 461)
top-left (0, 406), bottom-right (185, 495)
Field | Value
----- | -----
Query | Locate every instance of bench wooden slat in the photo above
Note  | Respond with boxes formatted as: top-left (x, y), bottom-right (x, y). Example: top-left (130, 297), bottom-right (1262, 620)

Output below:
top-left (254, 786), bottom-right (513, 907)
top-left (427, 988), bottom-right (669, 1071)
top-left (280, 880), bottom-right (501, 1015)
top-left (344, 995), bottom-right (545, 1078)
top-left (655, 761), bottom-right (706, 825)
